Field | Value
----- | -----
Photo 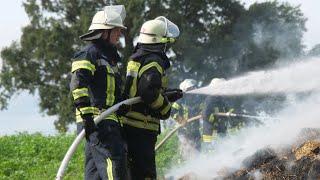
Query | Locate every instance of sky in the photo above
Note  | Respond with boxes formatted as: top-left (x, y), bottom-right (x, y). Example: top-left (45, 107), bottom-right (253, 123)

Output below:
top-left (0, 0), bottom-right (320, 135)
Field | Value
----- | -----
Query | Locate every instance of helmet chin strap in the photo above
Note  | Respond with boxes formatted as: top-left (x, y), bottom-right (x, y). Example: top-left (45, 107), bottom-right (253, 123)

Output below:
top-left (163, 43), bottom-right (168, 52)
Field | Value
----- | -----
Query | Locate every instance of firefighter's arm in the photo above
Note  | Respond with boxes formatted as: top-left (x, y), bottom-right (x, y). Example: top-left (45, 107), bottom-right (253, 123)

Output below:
top-left (137, 66), bottom-right (171, 119)
top-left (70, 59), bottom-right (96, 139)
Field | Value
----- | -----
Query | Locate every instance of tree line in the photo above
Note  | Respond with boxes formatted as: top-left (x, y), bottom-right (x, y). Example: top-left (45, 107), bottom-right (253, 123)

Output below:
top-left (0, 0), bottom-right (310, 132)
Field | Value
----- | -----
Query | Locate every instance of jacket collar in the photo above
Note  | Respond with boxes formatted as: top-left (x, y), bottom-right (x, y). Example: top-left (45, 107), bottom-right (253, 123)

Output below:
top-left (93, 39), bottom-right (120, 65)
top-left (131, 43), bottom-right (170, 69)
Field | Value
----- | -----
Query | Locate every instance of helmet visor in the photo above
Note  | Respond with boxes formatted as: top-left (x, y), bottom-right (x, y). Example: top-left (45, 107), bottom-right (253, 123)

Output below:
top-left (155, 16), bottom-right (180, 38)
top-left (104, 5), bottom-right (126, 27)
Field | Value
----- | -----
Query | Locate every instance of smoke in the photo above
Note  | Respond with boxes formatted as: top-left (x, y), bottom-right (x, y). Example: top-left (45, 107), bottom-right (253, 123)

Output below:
top-left (167, 90), bottom-right (320, 178)
top-left (188, 57), bottom-right (320, 96)
top-left (166, 55), bottom-right (320, 178)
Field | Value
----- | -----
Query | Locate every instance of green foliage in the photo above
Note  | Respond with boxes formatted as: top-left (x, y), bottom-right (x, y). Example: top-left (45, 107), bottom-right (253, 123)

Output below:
top-left (0, 0), bottom-right (306, 131)
top-left (0, 133), bottom-right (180, 179)
top-left (0, 133), bottom-right (84, 180)
top-left (156, 129), bottom-right (181, 177)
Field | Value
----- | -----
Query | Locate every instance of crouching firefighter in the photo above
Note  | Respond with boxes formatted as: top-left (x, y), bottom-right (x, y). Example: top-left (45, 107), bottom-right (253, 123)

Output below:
top-left (120, 16), bottom-right (182, 179)
top-left (69, 5), bottom-right (127, 180)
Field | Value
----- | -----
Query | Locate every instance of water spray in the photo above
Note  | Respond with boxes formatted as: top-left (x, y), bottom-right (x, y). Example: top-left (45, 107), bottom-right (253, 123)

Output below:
top-left (167, 58), bottom-right (320, 178)
top-left (187, 58), bottom-right (320, 96)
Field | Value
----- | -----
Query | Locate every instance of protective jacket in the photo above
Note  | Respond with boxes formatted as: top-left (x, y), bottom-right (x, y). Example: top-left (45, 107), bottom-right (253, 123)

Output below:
top-left (122, 43), bottom-right (172, 133)
top-left (202, 96), bottom-right (234, 142)
top-left (70, 39), bottom-right (127, 179)
top-left (70, 40), bottom-right (122, 123)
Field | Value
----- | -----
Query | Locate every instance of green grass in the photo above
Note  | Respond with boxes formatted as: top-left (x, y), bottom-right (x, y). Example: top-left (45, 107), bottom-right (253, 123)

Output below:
top-left (0, 131), bottom-right (180, 179)
top-left (0, 133), bottom-right (84, 180)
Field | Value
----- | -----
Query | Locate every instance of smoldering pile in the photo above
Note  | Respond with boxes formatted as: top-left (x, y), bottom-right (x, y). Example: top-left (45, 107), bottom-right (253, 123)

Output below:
top-left (176, 128), bottom-right (320, 180)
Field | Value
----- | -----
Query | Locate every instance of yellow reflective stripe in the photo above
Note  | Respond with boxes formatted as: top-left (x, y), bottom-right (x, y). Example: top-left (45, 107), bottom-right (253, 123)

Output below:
top-left (76, 115), bottom-right (83, 123)
top-left (127, 60), bottom-right (141, 77)
top-left (129, 77), bottom-right (138, 98)
top-left (160, 103), bottom-right (171, 115)
top-left (106, 158), bottom-right (114, 180)
top-left (172, 102), bottom-right (180, 110)
top-left (75, 108), bottom-right (118, 122)
top-left (106, 65), bottom-right (115, 106)
top-left (72, 88), bottom-right (89, 100)
top-left (97, 113), bottom-right (118, 122)
top-left (71, 60), bottom-right (96, 74)
top-left (126, 111), bottom-right (160, 124)
top-left (228, 108), bottom-right (234, 113)
top-left (122, 117), bottom-right (159, 131)
top-left (202, 135), bottom-right (213, 142)
top-left (79, 107), bottom-right (95, 114)
top-left (209, 114), bottom-right (215, 122)
top-left (162, 76), bottom-right (168, 88)
top-left (160, 37), bottom-right (176, 43)
top-left (138, 62), bottom-right (163, 78)
top-left (150, 94), bottom-right (164, 109)
top-left (173, 113), bottom-right (178, 119)
top-left (183, 106), bottom-right (189, 120)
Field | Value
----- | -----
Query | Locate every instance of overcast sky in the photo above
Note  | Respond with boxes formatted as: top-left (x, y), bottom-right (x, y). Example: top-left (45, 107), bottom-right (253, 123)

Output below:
top-left (0, 0), bottom-right (319, 135)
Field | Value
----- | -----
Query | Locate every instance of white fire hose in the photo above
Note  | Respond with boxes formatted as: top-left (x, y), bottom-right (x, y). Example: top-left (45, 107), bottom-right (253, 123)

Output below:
top-left (55, 97), bottom-right (141, 180)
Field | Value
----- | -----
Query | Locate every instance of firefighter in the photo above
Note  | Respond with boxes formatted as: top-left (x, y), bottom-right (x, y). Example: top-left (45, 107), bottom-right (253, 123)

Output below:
top-left (202, 78), bottom-right (234, 146)
top-left (171, 79), bottom-right (201, 160)
top-left (121, 16), bottom-right (182, 179)
top-left (69, 5), bottom-right (127, 179)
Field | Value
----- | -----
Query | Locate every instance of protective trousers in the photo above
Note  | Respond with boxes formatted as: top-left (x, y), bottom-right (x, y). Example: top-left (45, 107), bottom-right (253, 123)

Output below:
top-left (84, 120), bottom-right (126, 180)
top-left (124, 126), bottom-right (157, 180)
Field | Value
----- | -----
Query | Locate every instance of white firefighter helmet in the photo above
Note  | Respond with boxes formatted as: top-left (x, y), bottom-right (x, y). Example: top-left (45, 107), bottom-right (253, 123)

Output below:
top-left (80, 5), bottom-right (126, 41)
top-left (210, 78), bottom-right (225, 86)
top-left (137, 16), bottom-right (180, 44)
top-left (179, 79), bottom-right (197, 92)
top-left (89, 5), bottom-right (126, 30)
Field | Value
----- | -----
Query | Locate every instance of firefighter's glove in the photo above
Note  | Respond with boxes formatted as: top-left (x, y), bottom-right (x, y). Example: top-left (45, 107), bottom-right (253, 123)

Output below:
top-left (82, 114), bottom-right (97, 141)
top-left (117, 104), bottom-right (131, 116)
top-left (164, 89), bottom-right (183, 102)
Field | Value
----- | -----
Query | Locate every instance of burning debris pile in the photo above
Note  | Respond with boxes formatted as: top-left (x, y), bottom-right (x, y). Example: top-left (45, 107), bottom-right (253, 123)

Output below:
top-left (177, 128), bottom-right (320, 180)
top-left (220, 128), bottom-right (320, 180)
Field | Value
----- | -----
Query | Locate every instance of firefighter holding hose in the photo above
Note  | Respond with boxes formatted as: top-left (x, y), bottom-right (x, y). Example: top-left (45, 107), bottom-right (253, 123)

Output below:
top-left (121, 16), bottom-right (183, 179)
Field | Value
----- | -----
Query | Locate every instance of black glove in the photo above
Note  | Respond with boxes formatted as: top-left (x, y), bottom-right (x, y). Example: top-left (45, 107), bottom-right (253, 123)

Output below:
top-left (164, 89), bottom-right (183, 102)
top-left (116, 104), bottom-right (131, 116)
top-left (82, 114), bottom-right (97, 141)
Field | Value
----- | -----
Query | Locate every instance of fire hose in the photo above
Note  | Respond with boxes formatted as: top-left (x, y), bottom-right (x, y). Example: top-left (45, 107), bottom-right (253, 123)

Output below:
top-left (155, 112), bottom-right (278, 151)
top-left (56, 97), bottom-right (141, 180)
top-left (56, 90), bottom-right (182, 179)
top-left (155, 115), bottom-right (202, 151)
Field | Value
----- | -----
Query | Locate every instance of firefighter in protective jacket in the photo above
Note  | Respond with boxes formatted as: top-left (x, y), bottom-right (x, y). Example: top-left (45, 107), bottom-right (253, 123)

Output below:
top-left (121, 16), bottom-right (182, 179)
top-left (69, 5), bottom-right (127, 179)
top-left (202, 78), bottom-right (234, 144)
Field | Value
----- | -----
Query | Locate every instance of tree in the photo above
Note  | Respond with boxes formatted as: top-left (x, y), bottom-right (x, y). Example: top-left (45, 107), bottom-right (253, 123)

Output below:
top-left (0, 0), bottom-right (145, 132)
top-left (0, 0), bottom-right (306, 132)
top-left (308, 44), bottom-right (320, 57)
top-left (234, 2), bottom-right (306, 73)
